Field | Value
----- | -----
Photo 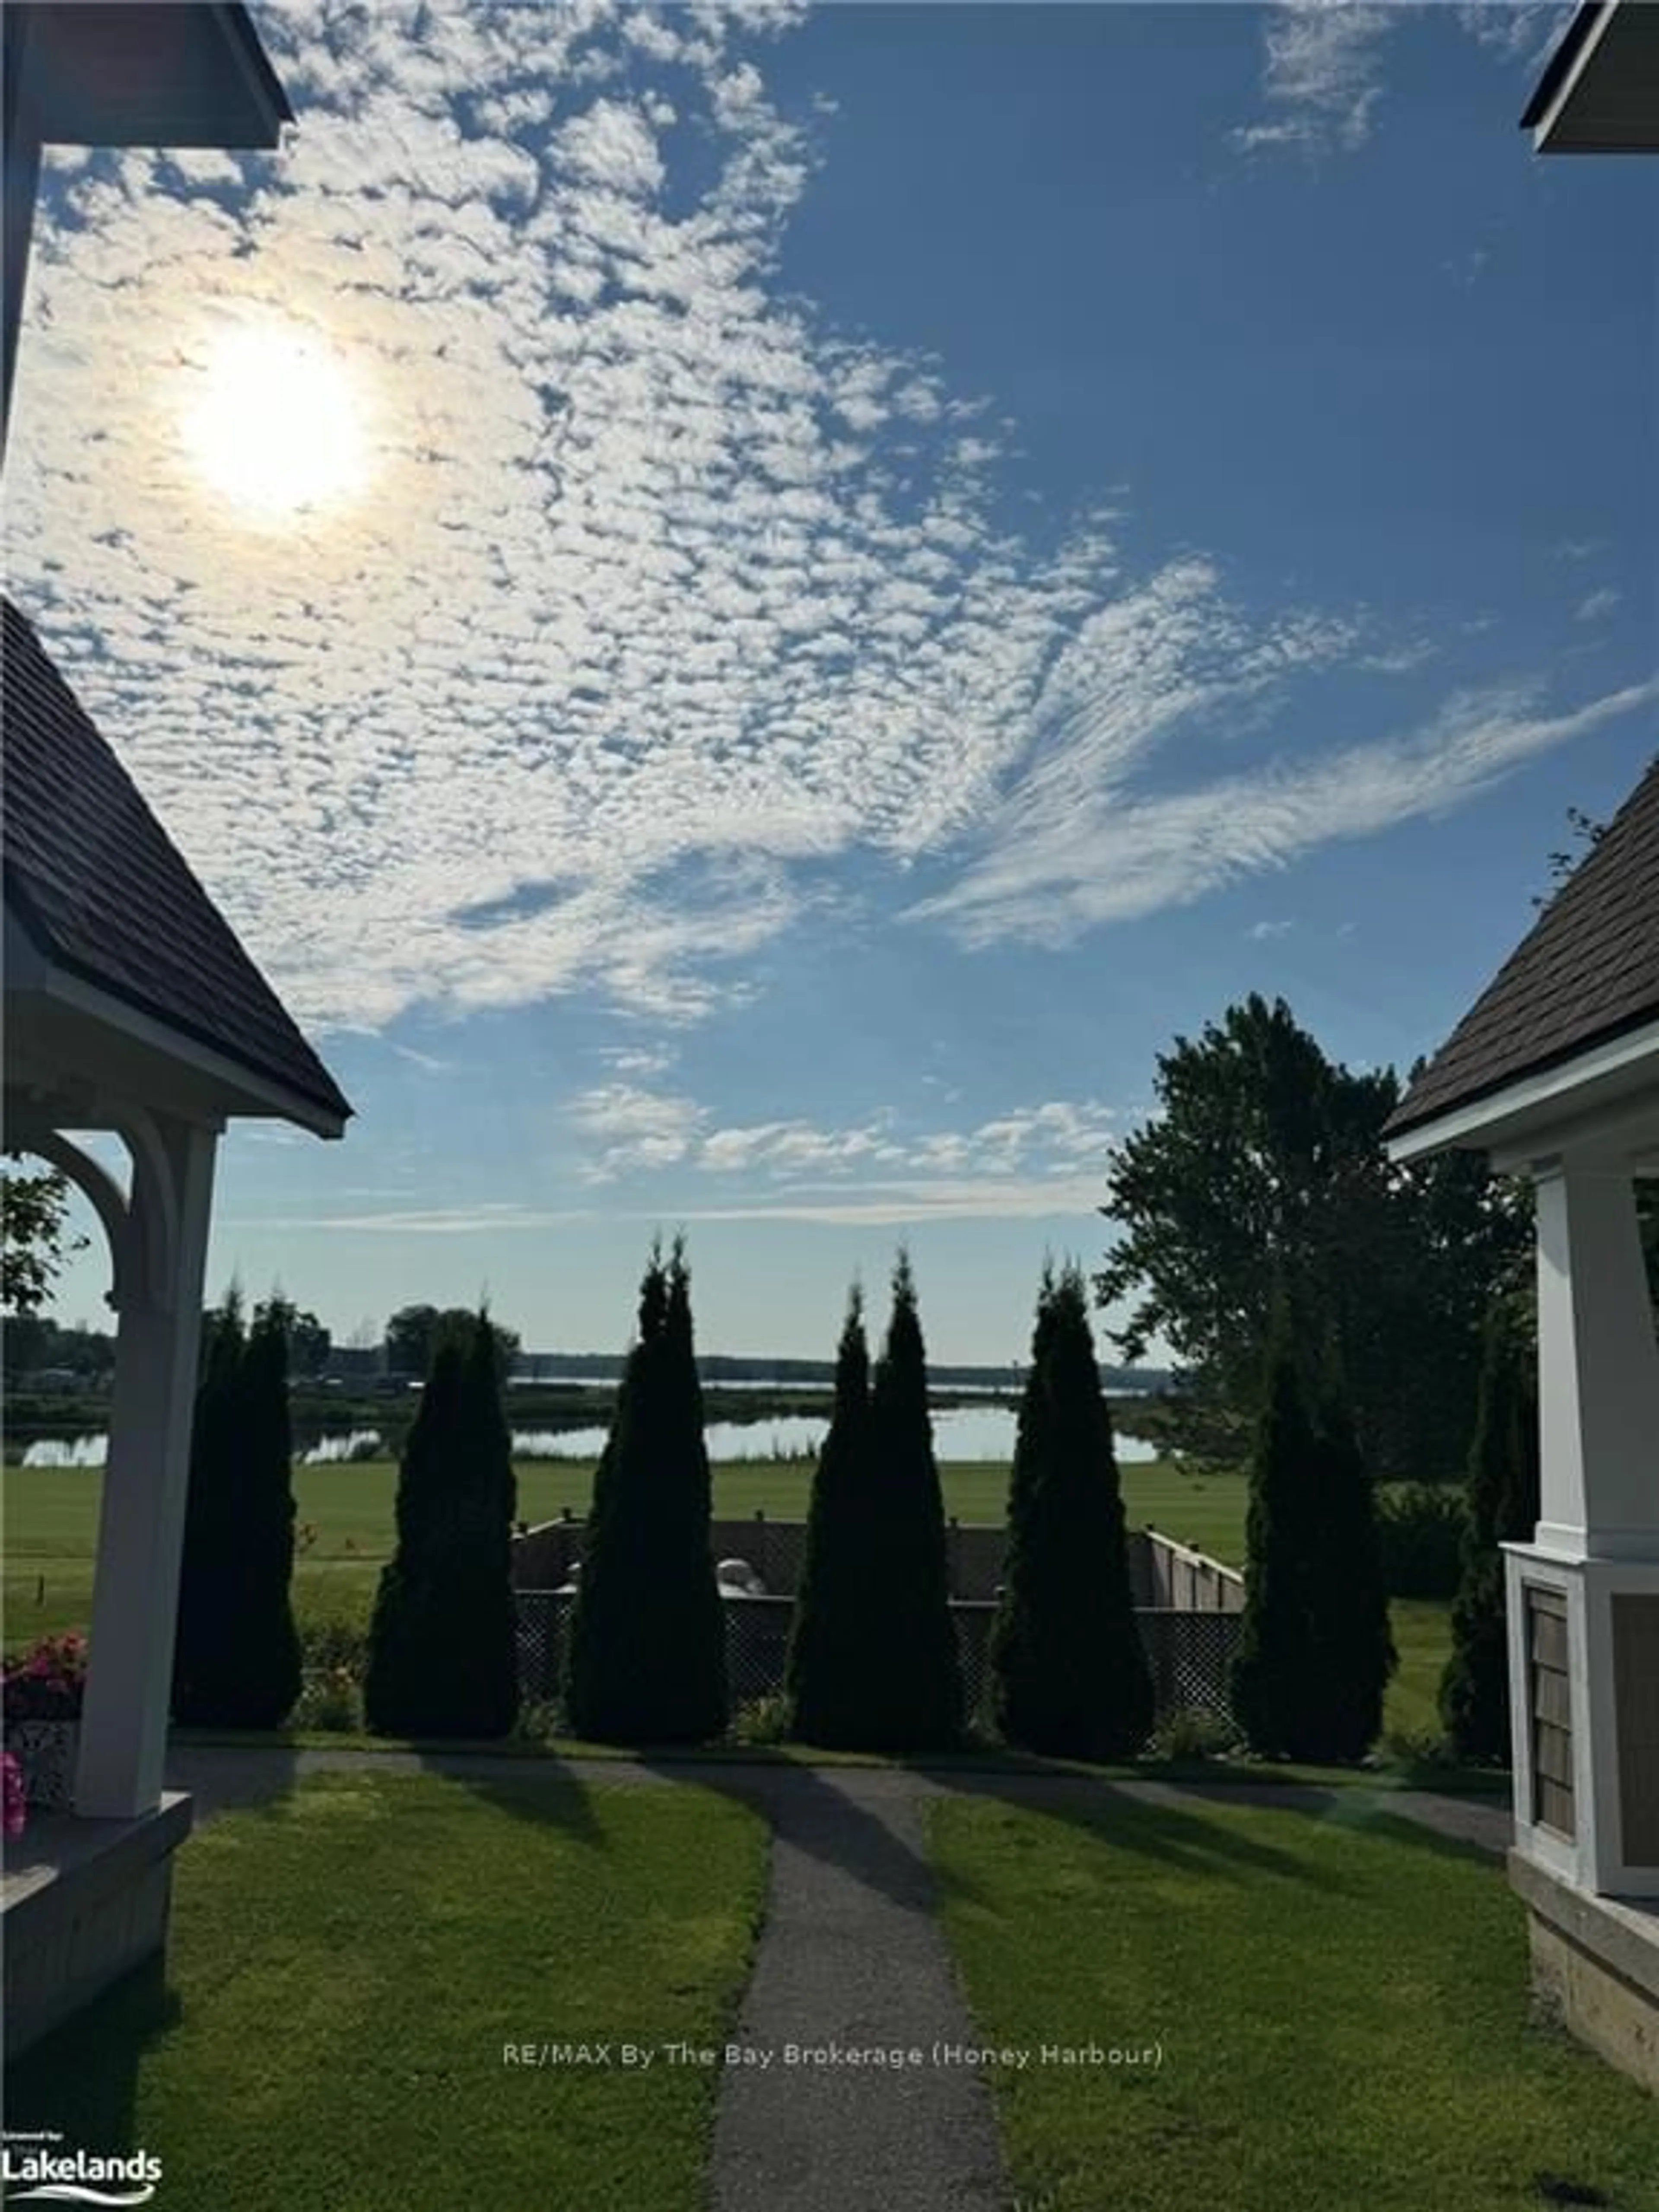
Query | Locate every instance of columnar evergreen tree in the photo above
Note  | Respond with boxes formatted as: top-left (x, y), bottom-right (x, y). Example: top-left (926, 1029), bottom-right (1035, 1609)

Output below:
top-left (562, 1240), bottom-right (726, 1744)
top-left (172, 1287), bottom-right (247, 1723)
top-left (363, 1308), bottom-right (521, 1738)
top-left (1439, 1303), bottom-right (1541, 1761)
top-left (847, 1252), bottom-right (963, 1752)
top-left (1301, 1331), bottom-right (1396, 1759)
top-left (785, 1284), bottom-right (875, 1745)
top-left (989, 1263), bottom-right (1153, 1759)
top-left (1230, 1286), bottom-right (1395, 1761)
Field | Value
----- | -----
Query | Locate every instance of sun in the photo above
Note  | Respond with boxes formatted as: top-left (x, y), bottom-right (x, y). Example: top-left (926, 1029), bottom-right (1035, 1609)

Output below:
top-left (181, 321), bottom-right (370, 521)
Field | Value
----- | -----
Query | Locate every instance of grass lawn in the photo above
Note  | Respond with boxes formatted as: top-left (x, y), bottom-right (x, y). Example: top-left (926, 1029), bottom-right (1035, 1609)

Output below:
top-left (0, 1454), bottom-right (1246, 1638)
top-left (6, 1770), bottom-right (768, 2212)
top-left (928, 1792), bottom-right (1659, 2212)
top-left (2, 1454), bottom-right (1450, 1751)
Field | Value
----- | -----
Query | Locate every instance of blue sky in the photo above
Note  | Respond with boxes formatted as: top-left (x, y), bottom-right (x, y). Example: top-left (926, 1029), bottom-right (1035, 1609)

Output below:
top-left (12, 2), bottom-right (1656, 1364)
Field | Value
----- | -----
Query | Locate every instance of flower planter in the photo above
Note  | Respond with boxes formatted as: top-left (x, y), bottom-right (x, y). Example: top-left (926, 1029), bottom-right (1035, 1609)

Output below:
top-left (4, 1719), bottom-right (79, 1812)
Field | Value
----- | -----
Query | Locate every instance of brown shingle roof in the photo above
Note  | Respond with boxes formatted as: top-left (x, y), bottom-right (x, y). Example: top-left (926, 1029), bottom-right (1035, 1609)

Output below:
top-left (1385, 754), bottom-right (1659, 1140)
top-left (3, 597), bottom-right (351, 1128)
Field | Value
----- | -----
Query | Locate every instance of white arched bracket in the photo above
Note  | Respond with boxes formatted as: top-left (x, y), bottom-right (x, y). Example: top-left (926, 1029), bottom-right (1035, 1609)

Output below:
top-left (113, 1106), bottom-right (182, 1314)
top-left (21, 1129), bottom-right (139, 1315)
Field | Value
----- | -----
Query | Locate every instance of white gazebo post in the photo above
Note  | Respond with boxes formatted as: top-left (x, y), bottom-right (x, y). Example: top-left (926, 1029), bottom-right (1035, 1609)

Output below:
top-left (1507, 1150), bottom-right (1659, 1899)
top-left (74, 1111), bottom-right (220, 1819)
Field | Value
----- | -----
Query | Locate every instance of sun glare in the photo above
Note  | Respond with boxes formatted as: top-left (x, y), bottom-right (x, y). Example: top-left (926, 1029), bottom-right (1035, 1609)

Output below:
top-left (181, 323), bottom-right (370, 521)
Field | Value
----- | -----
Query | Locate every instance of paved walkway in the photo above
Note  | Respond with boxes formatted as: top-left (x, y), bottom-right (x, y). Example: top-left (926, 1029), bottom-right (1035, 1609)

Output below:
top-left (161, 1747), bottom-right (1512, 2212)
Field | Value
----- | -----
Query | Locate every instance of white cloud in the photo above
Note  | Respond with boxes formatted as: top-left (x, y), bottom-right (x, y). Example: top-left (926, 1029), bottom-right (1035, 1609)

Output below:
top-left (1249, 919), bottom-right (1295, 941)
top-left (567, 1082), bottom-right (708, 1178)
top-left (563, 1088), bottom-right (1122, 1196)
top-left (1233, 3), bottom-right (1400, 156)
top-left (1574, 588), bottom-right (1622, 624)
top-left (6, 0), bottom-right (1589, 1039)
top-left (1456, 3), bottom-right (1576, 71)
top-left (1237, 3), bottom-right (1574, 157)
top-left (911, 677), bottom-right (1659, 949)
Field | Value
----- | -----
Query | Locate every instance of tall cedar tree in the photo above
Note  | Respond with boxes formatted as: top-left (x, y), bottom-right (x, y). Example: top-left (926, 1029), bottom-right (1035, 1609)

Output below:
top-left (784, 1284), bottom-right (874, 1745)
top-left (562, 1241), bottom-right (726, 1743)
top-left (1302, 1329), bottom-right (1396, 1759)
top-left (1230, 1288), bottom-right (1395, 1760)
top-left (172, 1289), bottom-right (248, 1723)
top-left (990, 1264), bottom-right (1154, 1758)
top-left (363, 1309), bottom-right (520, 1738)
top-left (849, 1252), bottom-right (963, 1751)
top-left (1439, 1303), bottom-right (1541, 1761)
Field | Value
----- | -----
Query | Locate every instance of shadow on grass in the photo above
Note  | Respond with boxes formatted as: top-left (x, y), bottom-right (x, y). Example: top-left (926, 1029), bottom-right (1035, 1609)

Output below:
top-left (167, 1731), bottom-right (621, 1851)
top-left (4, 1951), bottom-right (180, 2155)
top-left (917, 1767), bottom-right (1510, 1911)
top-left (631, 1752), bottom-right (979, 1917)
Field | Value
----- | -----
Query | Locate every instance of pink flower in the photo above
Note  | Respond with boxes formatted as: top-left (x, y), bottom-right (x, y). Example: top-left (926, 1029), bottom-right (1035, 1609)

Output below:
top-left (2, 1751), bottom-right (25, 1839)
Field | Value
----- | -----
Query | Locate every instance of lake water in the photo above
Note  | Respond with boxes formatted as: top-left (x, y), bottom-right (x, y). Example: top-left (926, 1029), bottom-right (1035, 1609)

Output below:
top-left (21, 1405), bottom-right (1161, 1468)
top-left (507, 1405), bottom-right (1161, 1465)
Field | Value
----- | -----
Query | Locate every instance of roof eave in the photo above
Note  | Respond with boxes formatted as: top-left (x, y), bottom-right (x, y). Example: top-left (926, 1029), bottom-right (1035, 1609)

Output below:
top-left (1520, 0), bottom-right (1659, 153)
top-left (6, 896), bottom-right (353, 1138)
top-left (14, 3), bottom-right (293, 152)
top-left (1385, 1014), bottom-right (1659, 1164)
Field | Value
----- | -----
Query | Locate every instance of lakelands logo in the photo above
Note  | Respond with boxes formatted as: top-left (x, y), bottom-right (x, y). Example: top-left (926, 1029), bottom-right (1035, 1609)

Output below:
top-left (1, 2135), bottom-right (162, 2206)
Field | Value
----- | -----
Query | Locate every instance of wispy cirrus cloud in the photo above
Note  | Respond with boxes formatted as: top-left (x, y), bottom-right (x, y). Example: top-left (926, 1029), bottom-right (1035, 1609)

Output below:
top-left (1233, 3), bottom-right (1401, 155)
top-left (911, 676), bottom-right (1659, 949)
top-left (10, 0), bottom-right (1625, 1048)
top-left (1236, 2), bottom-right (1574, 157)
top-left (1575, 588), bottom-right (1622, 625)
top-left (7, 0), bottom-right (1470, 1039)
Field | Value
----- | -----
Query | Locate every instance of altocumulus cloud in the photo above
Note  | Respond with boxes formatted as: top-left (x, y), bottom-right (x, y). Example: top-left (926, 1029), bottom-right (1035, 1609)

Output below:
top-left (7, 0), bottom-right (1632, 1039)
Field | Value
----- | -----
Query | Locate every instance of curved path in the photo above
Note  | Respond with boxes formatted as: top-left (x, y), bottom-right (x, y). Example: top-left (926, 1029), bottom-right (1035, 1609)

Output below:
top-left (162, 1748), bottom-right (1512, 2212)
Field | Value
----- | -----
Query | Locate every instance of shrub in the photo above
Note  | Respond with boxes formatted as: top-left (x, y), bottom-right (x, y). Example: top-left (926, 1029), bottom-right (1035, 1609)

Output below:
top-left (730, 1693), bottom-right (793, 1747)
top-left (3, 1631), bottom-right (88, 1721)
top-left (1147, 1708), bottom-right (1241, 1761)
top-left (292, 1669), bottom-right (362, 1733)
top-left (989, 1263), bottom-right (1153, 1761)
top-left (1376, 1483), bottom-right (1467, 1599)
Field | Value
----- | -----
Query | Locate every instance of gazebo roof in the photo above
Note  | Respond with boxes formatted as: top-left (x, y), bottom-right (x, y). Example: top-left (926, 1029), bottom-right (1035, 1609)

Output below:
top-left (3, 597), bottom-right (351, 1131)
top-left (1386, 755), bottom-right (1659, 1144)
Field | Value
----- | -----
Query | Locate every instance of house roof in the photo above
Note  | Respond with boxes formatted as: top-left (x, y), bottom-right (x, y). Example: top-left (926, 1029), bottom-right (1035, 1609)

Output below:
top-left (1385, 755), bottom-right (1659, 1142)
top-left (1520, 0), bottom-right (1659, 152)
top-left (6, 3), bottom-right (292, 150)
top-left (3, 597), bottom-right (351, 1129)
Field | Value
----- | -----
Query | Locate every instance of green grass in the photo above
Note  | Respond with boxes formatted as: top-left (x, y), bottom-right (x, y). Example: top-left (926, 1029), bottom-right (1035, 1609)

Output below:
top-left (1, 1455), bottom-right (1243, 1639)
top-left (1, 1454), bottom-right (1451, 1755)
top-left (928, 1793), bottom-right (1659, 2212)
top-left (5, 1770), bottom-right (768, 2211)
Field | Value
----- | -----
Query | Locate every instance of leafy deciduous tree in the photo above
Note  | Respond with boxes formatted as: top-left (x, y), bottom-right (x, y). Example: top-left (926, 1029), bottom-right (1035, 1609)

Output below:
top-left (1094, 994), bottom-right (1529, 1481)
top-left (2, 1158), bottom-right (89, 1316)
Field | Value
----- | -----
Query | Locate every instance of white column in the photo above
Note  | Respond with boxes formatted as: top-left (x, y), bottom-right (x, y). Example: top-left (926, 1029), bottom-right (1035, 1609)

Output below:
top-left (75, 1113), bottom-right (219, 1819)
top-left (1533, 1160), bottom-right (1659, 1559)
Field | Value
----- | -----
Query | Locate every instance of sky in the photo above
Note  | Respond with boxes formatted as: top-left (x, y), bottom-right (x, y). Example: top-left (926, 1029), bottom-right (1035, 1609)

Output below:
top-left (10, 1), bottom-right (1657, 1366)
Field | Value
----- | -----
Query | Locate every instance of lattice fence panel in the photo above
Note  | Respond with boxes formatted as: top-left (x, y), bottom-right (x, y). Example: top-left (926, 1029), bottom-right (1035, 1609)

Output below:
top-left (515, 1592), bottom-right (1241, 1732)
